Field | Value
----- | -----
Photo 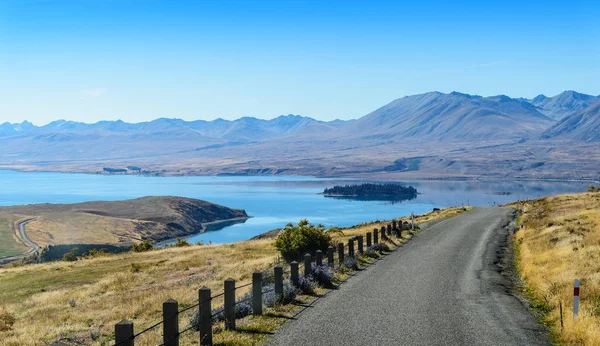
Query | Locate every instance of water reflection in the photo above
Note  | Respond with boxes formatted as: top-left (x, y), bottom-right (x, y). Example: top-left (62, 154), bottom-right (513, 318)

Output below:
top-left (324, 194), bottom-right (417, 204)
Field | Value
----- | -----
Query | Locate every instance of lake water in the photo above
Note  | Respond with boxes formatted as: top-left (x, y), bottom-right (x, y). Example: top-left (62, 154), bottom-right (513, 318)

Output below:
top-left (0, 170), bottom-right (590, 244)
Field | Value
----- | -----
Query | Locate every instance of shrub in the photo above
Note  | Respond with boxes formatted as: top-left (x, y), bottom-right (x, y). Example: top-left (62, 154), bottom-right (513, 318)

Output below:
top-left (0, 309), bottom-right (16, 331)
top-left (130, 263), bottom-right (142, 273)
top-left (274, 219), bottom-right (332, 262)
top-left (297, 275), bottom-right (317, 295)
top-left (68, 298), bottom-right (77, 307)
top-left (589, 185), bottom-right (597, 192)
top-left (343, 257), bottom-right (359, 270)
top-left (190, 293), bottom-right (254, 330)
top-left (370, 242), bottom-right (390, 253)
top-left (310, 265), bottom-right (335, 288)
top-left (62, 248), bottom-right (79, 262)
top-left (132, 240), bottom-right (154, 252)
top-left (326, 227), bottom-right (344, 236)
top-left (363, 247), bottom-right (380, 259)
top-left (90, 327), bottom-right (101, 341)
top-left (263, 281), bottom-right (299, 307)
top-left (86, 248), bottom-right (106, 258)
top-left (174, 238), bottom-right (191, 247)
top-left (261, 269), bottom-right (275, 286)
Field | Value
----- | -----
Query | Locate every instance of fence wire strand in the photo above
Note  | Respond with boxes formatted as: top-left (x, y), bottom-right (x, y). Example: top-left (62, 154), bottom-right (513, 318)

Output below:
top-left (113, 223), bottom-right (402, 346)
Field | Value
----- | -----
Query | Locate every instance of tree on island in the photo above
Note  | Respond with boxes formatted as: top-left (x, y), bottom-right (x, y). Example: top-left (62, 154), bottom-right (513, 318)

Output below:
top-left (323, 183), bottom-right (417, 197)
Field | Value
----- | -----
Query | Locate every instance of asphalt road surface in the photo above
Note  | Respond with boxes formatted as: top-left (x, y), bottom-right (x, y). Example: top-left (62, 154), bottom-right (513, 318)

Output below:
top-left (268, 207), bottom-right (549, 346)
top-left (0, 217), bottom-right (39, 264)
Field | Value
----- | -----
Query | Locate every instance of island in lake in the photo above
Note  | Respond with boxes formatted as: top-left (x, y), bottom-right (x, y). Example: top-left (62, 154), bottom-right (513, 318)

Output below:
top-left (323, 183), bottom-right (417, 200)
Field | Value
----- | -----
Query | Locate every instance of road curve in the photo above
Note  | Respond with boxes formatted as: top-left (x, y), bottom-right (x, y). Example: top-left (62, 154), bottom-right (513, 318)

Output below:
top-left (0, 217), bottom-right (39, 263)
top-left (268, 207), bottom-right (549, 346)
top-left (18, 218), bottom-right (39, 252)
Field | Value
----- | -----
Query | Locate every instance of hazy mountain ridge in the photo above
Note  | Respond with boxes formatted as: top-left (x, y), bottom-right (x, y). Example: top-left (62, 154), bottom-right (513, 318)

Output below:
top-left (1, 90), bottom-right (599, 180)
top-left (342, 91), bottom-right (553, 141)
top-left (0, 114), bottom-right (339, 141)
top-left (540, 100), bottom-right (600, 142)
top-left (529, 91), bottom-right (599, 120)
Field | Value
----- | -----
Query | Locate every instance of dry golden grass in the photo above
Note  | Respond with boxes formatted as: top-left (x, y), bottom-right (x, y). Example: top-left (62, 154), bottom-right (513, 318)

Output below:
top-left (25, 212), bottom-right (148, 246)
top-left (512, 192), bottom-right (600, 345)
top-left (0, 206), bottom-right (468, 346)
top-left (0, 239), bottom-right (278, 346)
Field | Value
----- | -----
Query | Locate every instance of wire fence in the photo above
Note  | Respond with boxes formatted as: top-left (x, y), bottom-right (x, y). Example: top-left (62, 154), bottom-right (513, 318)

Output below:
top-left (110, 221), bottom-right (412, 346)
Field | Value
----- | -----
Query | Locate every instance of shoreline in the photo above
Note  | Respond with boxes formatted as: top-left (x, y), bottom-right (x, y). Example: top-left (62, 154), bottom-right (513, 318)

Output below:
top-left (154, 216), bottom-right (252, 247)
top-left (0, 168), bottom-right (597, 184)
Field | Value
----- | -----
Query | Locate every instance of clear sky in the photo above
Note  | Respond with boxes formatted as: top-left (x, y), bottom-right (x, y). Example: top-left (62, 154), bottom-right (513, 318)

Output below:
top-left (0, 0), bottom-right (598, 125)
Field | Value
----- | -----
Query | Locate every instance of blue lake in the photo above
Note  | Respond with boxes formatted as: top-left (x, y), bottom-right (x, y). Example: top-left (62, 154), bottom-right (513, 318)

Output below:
top-left (0, 170), bottom-right (590, 244)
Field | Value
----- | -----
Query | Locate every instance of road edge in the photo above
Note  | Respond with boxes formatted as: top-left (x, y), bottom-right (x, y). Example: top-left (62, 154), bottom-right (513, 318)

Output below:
top-left (495, 208), bottom-right (552, 344)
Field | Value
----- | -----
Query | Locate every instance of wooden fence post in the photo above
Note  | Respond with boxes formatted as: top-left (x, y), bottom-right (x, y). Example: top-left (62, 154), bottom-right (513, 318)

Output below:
top-left (304, 253), bottom-right (312, 277)
top-left (163, 299), bottom-right (179, 346)
top-left (115, 320), bottom-right (134, 346)
top-left (224, 278), bottom-right (236, 330)
top-left (327, 246), bottom-right (334, 267)
top-left (274, 266), bottom-right (283, 296)
top-left (358, 235), bottom-right (364, 253)
top-left (392, 220), bottom-right (397, 230)
top-left (348, 239), bottom-right (354, 258)
top-left (316, 250), bottom-right (323, 266)
top-left (290, 261), bottom-right (299, 286)
top-left (366, 232), bottom-right (372, 248)
top-left (253, 272), bottom-right (263, 316)
top-left (387, 224), bottom-right (392, 236)
top-left (381, 226), bottom-right (386, 240)
top-left (337, 242), bottom-right (344, 264)
top-left (199, 287), bottom-right (212, 346)
top-left (374, 229), bottom-right (379, 244)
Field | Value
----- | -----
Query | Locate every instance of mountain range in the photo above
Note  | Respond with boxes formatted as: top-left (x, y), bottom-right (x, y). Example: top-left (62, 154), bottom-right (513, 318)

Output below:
top-left (0, 90), bottom-right (599, 180)
top-left (529, 91), bottom-right (599, 121)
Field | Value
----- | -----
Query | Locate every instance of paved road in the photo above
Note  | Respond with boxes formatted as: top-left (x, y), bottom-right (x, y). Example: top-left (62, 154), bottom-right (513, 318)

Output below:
top-left (18, 218), bottom-right (39, 252)
top-left (0, 217), bottom-right (39, 263)
top-left (268, 207), bottom-right (549, 346)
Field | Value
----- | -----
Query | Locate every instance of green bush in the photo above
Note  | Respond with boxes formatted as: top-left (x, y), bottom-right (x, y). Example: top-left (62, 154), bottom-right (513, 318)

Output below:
top-left (62, 247), bottom-right (79, 262)
top-left (589, 185), bottom-right (597, 192)
top-left (132, 240), bottom-right (154, 252)
top-left (274, 219), bottom-right (332, 262)
top-left (174, 238), bottom-right (191, 247)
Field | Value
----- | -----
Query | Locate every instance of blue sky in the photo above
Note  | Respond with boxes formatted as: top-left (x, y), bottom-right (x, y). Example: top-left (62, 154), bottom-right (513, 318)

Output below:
top-left (0, 0), bottom-right (598, 125)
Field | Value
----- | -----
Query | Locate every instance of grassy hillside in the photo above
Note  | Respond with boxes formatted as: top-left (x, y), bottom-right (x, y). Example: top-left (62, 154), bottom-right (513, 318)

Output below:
top-left (512, 191), bottom-right (600, 344)
top-left (0, 197), bottom-right (248, 250)
top-left (0, 207), bottom-right (466, 346)
top-left (0, 214), bottom-right (28, 257)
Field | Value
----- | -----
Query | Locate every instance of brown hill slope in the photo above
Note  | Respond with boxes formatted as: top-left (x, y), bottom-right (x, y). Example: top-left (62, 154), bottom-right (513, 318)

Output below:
top-left (0, 196), bottom-right (249, 247)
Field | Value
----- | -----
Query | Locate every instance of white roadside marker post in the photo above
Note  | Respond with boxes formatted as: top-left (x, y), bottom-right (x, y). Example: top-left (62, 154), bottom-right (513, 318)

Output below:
top-left (574, 279), bottom-right (580, 319)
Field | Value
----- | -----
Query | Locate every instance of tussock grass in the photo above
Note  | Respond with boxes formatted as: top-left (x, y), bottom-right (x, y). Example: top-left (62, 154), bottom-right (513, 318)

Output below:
top-left (0, 206), bottom-right (468, 345)
top-left (511, 192), bottom-right (600, 345)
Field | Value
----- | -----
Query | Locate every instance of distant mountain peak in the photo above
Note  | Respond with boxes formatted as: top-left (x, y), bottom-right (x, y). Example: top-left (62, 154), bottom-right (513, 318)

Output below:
top-left (530, 90), bottom-right (599, 120)
top-left (541, 100), bottom-right (600, 141)
top-left (449, 91), bottom-right (474, 98)
top-left (347, 90), bottom-right (553, 141)
top-left (531, 94), bottom-right (547, 103)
